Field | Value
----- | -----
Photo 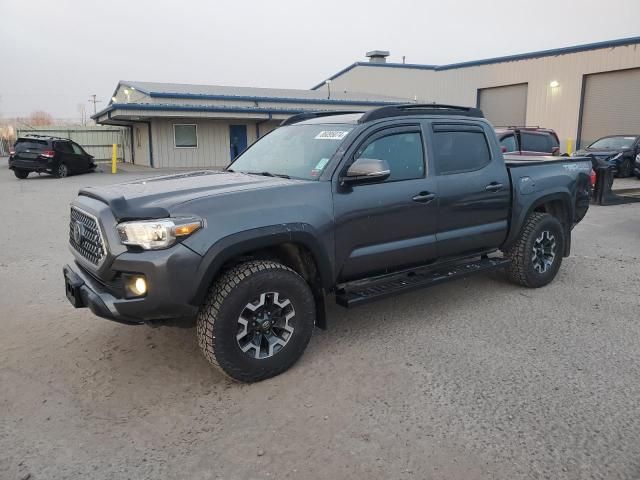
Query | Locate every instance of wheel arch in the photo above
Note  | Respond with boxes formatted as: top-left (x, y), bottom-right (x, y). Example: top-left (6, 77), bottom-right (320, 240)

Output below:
top-left (191, 225), bottom-right (333, 329)
top-left (505, 192), bottom-right (574, 256)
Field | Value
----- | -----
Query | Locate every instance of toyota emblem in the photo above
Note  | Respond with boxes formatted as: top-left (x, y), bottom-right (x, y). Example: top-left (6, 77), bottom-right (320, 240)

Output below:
top-left (73, 221), bottom-right (85, 244)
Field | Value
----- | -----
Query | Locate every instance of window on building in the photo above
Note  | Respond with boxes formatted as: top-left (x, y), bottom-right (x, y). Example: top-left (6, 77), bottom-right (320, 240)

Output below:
top-left (500, 134), bottom-right (517, 152)
top-left (434, 130), bottom-right (491, 175)
top-left (356, 131), bottom-right (425, 182)
top-left (174, 124), bottom-right (198, 148)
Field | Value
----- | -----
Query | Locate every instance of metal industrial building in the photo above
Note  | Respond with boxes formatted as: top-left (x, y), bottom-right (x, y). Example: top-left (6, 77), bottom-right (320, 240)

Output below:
top-left (94, 36), bottom-right (640, 168)
top-left (313, 36), bottom-right (640, 152)
top-left (93, 83), bottom-right (404, 168)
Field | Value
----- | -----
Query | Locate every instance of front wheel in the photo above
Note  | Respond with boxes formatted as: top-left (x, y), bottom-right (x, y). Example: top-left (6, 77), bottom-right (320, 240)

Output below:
top-left (197, 260), bottom-right (316, 382)
top-left (504, 212), bottom-right (565, 288)
top-left (13, 169), bottom-right (29, 179)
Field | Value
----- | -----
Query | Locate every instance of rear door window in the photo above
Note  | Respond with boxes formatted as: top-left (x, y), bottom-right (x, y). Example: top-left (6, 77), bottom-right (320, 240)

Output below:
top-left (71, 143), bottom-right (86, 155)
top-left (55, 141), bottom-right (74, 154)
top-left (14, 139), bottom-right (48, 152)
top-left (521, 132), bottom-right (553, 153)
top-left (433, 126), bottom-right (492, 175)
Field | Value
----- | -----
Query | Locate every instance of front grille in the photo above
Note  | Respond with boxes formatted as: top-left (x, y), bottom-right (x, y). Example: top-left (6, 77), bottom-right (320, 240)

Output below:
top-left (69, 207), bottom-right (106, 266)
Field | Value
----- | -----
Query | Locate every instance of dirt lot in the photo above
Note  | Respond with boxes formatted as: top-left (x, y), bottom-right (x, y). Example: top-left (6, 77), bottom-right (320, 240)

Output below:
top-left (1, 162), bottom-right (640, 480)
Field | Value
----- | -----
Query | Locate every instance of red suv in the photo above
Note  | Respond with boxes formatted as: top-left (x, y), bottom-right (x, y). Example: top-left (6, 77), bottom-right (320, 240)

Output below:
top-left (495, 127), bottom-right (560, 156)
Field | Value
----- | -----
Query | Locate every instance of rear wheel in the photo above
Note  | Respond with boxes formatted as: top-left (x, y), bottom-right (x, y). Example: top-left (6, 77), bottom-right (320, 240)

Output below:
top-left (197, 260), bottom-right (316, 382)
top-left (13, 169), bottom-right (29, 179)
top-left (504, 212), bottom-right (565, 288)
top-left (54, 162), bottom-right (68, 178)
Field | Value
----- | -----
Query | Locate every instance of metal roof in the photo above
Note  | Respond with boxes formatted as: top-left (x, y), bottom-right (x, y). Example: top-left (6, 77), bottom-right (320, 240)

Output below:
top-left (119, 80), bottom-right (404, 103)
top-left (312, 35), bottom-right (640, 89)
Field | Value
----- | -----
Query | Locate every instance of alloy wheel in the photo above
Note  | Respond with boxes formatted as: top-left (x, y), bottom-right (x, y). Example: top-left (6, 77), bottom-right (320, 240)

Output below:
top-left (236, 292), bottom-right (295, 359)
top-left (532, 230), bottom-right (556, 273)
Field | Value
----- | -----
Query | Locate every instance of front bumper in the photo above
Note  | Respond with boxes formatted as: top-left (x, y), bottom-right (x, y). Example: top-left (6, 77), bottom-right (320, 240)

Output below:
top-left (63, 243), bottom-right (202, 324)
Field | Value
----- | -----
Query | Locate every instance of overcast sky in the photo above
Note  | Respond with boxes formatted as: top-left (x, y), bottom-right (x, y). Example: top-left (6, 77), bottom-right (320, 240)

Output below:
top-left (1, 0), bottom-right (639, 119)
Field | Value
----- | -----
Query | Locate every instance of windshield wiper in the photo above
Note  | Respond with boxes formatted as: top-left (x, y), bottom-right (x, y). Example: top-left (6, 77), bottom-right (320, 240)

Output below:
top-left (250, 171), bottom-right (291, 179)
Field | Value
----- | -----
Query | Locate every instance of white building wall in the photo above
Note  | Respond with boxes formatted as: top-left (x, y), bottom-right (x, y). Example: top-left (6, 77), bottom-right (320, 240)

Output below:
top-left (325, 44), bottom-right (640, 151)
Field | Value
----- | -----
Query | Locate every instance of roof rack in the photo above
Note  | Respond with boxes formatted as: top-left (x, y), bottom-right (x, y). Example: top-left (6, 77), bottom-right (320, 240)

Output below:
top-left (22, 133), bottom-right (68, 140)
top-left (280, 110), bottom-right (364, 126)
top-left (359, 104), bottom-right (484, 123)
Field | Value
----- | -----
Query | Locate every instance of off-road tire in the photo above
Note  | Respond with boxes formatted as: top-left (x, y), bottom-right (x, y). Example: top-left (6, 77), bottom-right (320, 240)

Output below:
top-left (504, 212), bottom-right (564, 288)
top-left (617, 158), bottom-right (632, 178)
top-left (196, 260), bottom-right (315, 382)
top-left (13, 169), bottom-right (29, 179)
top-left (54, 162), bottom-right (68, 178)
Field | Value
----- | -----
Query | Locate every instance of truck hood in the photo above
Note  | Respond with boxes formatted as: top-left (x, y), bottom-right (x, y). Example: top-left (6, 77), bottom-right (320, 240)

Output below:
top-left (79, 170), bottom-right (305, 221)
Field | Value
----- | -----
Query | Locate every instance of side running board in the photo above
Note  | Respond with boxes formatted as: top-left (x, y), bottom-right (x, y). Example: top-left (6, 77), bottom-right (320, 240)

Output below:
top-left (335, 257), bottom-right (510, 308)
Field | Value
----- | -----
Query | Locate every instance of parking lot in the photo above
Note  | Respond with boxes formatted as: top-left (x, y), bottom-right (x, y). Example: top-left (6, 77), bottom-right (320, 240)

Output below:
top-left (1, 162), bottom-right (639, 479)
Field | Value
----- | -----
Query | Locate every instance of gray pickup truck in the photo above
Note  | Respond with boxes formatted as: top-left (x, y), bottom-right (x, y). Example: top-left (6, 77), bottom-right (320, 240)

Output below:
top-left (63, 104), bottom-right (592, 382)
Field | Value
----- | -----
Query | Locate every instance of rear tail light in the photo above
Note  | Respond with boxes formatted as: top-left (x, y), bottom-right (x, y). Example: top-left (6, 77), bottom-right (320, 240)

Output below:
top-left (40, 150), bottom-right (55, 159)
top-left (590, 168), bottom-right (597, 187)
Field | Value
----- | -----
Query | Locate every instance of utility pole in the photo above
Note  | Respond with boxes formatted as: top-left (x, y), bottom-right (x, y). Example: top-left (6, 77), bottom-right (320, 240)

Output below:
top-left (88, 94), bottom-right (102, 115)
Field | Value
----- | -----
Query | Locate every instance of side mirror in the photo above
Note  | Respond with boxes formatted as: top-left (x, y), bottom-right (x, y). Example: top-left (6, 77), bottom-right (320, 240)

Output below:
top-left (341, 158), bottom-right (391, 185)
top-left (551, 146), bottom-right (560, 155)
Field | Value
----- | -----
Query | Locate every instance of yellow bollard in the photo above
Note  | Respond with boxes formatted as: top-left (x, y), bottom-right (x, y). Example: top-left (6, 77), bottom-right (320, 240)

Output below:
top-left (566, 138), bottom-right (574, 156)
top-left (111, 143), bottom-right (117, 174)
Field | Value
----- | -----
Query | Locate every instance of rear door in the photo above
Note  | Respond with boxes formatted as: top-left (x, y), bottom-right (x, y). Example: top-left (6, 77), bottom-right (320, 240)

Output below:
top-left (430, 122), bottom-right (511, 257)
top-left (54, 141), bottom-right (76, 171)
top-left (13, 138), bottom-right (48, 162)
top-left (70, 142), bottom-right (92, 171)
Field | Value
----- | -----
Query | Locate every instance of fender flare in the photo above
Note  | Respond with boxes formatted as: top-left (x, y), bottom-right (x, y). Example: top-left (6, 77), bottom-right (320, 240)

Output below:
top-left (190, 223), bottom-right (334, 308)
top-left (504, 191), bottom-right (574, 256)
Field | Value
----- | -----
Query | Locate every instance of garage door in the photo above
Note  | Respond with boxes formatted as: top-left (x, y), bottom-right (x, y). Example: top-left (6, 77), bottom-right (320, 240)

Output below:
top-left (579, 68), bottom-right (640, 147)
top-left (478, 83), bottom-right (528, 127)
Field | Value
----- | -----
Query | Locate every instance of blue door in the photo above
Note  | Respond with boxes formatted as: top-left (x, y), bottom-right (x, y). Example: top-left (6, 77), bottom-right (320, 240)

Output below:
top-left (229, 125), bottom-right (248, 161)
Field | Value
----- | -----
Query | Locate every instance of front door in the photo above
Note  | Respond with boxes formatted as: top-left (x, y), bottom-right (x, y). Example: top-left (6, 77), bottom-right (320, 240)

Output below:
top-left (430, 122), bottom-right (511, 257)
top-left (333, 125), bottom-right (439, 281)
top-left (229, 125), bottom-right (248, 161)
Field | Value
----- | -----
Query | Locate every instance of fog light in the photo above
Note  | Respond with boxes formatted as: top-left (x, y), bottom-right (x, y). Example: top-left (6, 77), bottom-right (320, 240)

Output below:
top-left (123, 274), bottom-right (147, 297)
top-left (133, 277), bottom-right (147, 295)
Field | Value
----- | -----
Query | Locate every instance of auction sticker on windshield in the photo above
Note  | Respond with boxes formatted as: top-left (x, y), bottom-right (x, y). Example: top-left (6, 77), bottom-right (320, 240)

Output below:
top-left (315, 131), bottom-right (350, 140)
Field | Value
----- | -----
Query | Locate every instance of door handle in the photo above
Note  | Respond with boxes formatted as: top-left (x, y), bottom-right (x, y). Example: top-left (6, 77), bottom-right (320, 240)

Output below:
top-left (412, 192), bottom-right (436, 203)
top-left (485, 182), bottom-right (504, 192)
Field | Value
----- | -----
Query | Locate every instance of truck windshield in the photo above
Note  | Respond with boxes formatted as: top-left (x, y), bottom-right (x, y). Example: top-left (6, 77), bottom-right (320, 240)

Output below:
top-left (229, 124), bottom-right (354, 180)
top-left (588, 136), bottom-right (637, 150)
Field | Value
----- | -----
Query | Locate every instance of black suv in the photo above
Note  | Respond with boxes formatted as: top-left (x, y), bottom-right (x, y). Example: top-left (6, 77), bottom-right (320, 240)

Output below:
top-left (9, 135), bottom-right (96, 179)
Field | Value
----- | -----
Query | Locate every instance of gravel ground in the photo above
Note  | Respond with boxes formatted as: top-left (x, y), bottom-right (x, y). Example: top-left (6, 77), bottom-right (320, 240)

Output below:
top-left (1, 161), bottom-right (639, 480)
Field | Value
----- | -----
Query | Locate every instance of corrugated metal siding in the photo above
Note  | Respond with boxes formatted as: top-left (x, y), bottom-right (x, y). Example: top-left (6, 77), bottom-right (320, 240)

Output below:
top-left (478, 84), bottom-right (528, 127)
top-left (15, 126), bottom-right (131, 161)
top-left (579, 68), bottom-right (640, 147)
top-left (150, 119), bottom-right (285, 168)
top-left (152, 119), bottom-right (234, 168)
top-left (326, 43), bottom-right (640, 152)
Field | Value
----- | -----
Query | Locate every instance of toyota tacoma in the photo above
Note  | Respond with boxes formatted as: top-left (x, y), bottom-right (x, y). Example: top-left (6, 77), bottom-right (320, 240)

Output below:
top-left (63, 104), bottom-right (592, 382)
